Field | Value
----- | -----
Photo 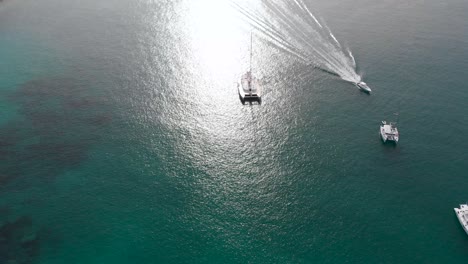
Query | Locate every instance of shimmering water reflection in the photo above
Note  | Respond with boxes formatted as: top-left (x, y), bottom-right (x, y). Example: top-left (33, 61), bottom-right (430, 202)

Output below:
top-left (2, 0), bottom-right (468, 262)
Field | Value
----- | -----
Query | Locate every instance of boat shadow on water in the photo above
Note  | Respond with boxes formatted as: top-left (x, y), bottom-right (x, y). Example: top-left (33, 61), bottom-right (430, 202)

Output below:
top-left (381, 140), bottom-right (398, 147)
top-left (379, 135), bottom-right (401, 151)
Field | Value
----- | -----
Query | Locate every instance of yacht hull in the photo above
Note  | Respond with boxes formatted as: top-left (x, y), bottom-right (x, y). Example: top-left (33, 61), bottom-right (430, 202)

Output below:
top-left (356, 82), bottom-right (371, 93)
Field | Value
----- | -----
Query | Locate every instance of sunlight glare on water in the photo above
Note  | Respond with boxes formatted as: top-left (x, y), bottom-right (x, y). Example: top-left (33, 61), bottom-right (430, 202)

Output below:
top-left (185, 0), bottom-right (245, 83)
top-left (174, 0), bottom-right (266, 179)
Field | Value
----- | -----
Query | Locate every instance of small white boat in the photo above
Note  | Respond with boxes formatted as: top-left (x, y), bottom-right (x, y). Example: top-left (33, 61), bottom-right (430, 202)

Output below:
top-left (356, 81), bottom-right (371, 93)
top-left (454, 204), bottom-right (468, 235)
top-left (380, 121), bottom-right (399, 144)
top-left (238, 33), bottom-right (261, 104)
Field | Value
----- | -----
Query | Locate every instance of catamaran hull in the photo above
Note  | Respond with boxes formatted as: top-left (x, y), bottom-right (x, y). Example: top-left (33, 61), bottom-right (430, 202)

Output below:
top-left (239, 94), bottom-right (261, 104)
top-left (380, 133), bottom-right (398, 144)
top-left (380, 129), bottom-right (399, 144)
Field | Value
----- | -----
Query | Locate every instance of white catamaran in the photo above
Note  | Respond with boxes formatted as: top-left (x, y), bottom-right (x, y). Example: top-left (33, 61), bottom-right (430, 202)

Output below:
top-left (380, 111), bottom-right (400, 144)
top-left (454, 204), bottom-right (468, 235)
top-left (238, 33), bottom-right (261, 104)
top-left (380, 121), bottom-right (399, 144)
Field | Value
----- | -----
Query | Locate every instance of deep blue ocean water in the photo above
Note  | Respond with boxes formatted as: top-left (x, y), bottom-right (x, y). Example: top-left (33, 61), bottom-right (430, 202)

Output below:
top-left (1, 0), bottom-right (468, 263)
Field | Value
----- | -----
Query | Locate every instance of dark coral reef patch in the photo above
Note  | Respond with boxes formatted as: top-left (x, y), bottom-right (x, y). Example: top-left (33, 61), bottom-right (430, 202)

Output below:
top-left (1, 76), bottom-right (112, 185)
top-left (0, 216), bottom-right (41, 264)
top-left (0, 76), bottom-right (113, 261)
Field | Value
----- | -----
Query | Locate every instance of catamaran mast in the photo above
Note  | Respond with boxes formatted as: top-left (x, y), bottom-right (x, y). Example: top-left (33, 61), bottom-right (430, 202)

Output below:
top-left (396, 102), bottom-right (400, 124)
top-left (250, 32), bottom-right (253, 74)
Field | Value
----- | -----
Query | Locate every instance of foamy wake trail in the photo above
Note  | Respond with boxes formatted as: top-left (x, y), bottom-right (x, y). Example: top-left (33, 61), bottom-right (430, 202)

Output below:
top-left (230, 0), bottom-right (361, 83)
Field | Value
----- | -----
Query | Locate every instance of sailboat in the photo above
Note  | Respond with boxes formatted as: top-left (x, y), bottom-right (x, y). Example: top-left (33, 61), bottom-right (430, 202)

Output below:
top-left (238, 33), bottom-right (261, 104)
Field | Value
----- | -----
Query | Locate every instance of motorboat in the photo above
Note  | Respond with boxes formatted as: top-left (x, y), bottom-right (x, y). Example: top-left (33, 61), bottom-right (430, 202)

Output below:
top-left (454, 204), bottom-right (468, 235)
top-left (356, 81), bottom-right (371, 93)
top-left (380, 121), bottom-right (399, 144)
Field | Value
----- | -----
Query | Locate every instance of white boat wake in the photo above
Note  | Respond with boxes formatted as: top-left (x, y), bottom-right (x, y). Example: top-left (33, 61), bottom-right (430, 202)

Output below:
top-left (230, 0), bottom-right (362, 84)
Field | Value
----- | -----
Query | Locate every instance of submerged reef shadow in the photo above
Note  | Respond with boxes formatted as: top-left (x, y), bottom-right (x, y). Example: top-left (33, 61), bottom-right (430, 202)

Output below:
top-left (1, 77), bottom-right (112, 185)
top-left (0, 76), bottom-right (114, 261)
top-left (0, 215), bottom-right (41, 264)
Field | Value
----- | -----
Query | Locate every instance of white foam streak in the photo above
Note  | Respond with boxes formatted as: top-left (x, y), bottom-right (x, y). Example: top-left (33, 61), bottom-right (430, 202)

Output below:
top-left (348, 49), bottom-right (356, 68)
top-left (231, 0), bottom-right (361, 84)
top-left (329, 33), bottom-right (339, 45)
top-left (293, 0), bottom-right (322, 28)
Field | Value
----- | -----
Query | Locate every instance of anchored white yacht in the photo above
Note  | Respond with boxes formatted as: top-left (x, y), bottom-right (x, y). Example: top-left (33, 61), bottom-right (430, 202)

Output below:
top-left (356, 81), bottom-right (371, 93)
top-left (454, 204), bottom-right (468, 234)
top-left (238, 33), bottom-right (261, 104)
top-left (380, 121), bottom-right (399, 143)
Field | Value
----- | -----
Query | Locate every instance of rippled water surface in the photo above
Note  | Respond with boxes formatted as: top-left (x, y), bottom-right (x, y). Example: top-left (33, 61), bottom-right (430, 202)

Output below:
top-left (1, 0), bottom-right (468, 263)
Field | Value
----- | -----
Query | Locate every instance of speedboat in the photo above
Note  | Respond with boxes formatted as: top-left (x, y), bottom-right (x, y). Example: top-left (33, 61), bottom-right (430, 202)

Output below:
top-left (238, 71), bottom-right (261, 104)
top-left (356, 81), bottom-right (371, 93)
top-left (455, 204), bottom-right (468, 235)
top-left (380, 121), bottom-right (399, 144)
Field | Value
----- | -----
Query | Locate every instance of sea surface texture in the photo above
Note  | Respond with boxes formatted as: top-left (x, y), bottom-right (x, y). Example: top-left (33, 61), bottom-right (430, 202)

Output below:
top-left (1, 0), bottom-right (468, 263)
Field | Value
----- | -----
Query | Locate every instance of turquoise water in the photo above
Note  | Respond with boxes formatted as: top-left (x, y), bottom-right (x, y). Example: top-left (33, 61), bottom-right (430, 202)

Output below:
top-left (1, 0), bottom-right (468, 263)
